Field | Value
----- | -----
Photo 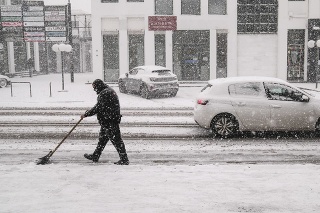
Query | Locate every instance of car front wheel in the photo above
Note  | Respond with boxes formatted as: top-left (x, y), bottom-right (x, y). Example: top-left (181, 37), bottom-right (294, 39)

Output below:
top-left (0, 79), bottom-right (7, 88)
top-left (211, 114), bottom-right (239, 138)
top-left (140, 85), bottom-right (150, 99)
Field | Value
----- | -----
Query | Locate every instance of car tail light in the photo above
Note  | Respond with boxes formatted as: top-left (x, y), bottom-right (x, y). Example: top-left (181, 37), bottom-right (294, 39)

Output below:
top-left (197, 99), bottom-right (208, 105)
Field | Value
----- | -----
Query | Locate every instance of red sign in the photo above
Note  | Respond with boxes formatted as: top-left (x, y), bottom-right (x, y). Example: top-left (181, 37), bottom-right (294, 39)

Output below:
top-left (2, 22), bottom-right (23, 27)
top-left (148, 16), bottom-right (177, 31)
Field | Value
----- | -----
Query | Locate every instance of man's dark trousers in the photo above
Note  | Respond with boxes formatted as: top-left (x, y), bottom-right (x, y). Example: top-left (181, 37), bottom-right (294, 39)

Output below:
top-left (93, 122), bottom-right (128, 161)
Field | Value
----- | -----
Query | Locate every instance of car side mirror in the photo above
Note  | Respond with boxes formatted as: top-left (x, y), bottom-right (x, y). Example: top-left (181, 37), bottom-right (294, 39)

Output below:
top-left (125, 73), bottom-right (128, 78)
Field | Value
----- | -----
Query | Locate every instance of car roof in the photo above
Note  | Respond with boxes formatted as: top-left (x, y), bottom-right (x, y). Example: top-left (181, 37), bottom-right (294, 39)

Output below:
top-left (134, 65), bottom-right (170, 72)
top-left (208, 76), bottom-right (288, 85)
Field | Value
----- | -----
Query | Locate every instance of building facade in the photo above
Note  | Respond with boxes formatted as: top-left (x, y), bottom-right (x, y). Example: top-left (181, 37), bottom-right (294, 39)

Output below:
top-left (91, 0), bottom-right (320, 83)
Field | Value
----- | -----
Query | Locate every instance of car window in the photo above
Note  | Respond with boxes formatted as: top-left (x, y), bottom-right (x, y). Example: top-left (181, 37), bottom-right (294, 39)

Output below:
top-left (264, 82), bottom-right (304, 101)
top-left (129, 69), bottom-right (138, 75)
top-left (229, 82), bottom-right (262, 96)
top-left (152, 70), bottom-right (171, 75)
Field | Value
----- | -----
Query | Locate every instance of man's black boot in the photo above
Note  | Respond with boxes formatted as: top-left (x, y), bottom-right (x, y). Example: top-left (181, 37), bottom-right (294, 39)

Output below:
top-left (84, 153), bottom-right (99, 162)
top-left (114, 154), bottom-right (129, 165)
top-left (114, 159), bottom-right (129, 165)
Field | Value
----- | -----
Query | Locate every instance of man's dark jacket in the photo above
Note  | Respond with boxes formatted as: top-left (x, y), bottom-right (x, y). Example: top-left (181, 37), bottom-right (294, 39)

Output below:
top-left (84, 86), bottom-right (121, 126)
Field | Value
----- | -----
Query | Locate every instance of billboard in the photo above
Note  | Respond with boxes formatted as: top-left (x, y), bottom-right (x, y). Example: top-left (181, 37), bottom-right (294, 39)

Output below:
top-left (0, 2), bottom-right (70, 43)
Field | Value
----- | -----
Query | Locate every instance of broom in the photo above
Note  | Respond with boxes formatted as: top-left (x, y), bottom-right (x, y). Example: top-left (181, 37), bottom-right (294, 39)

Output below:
top-left (36, 117), bottom-right (83, 165)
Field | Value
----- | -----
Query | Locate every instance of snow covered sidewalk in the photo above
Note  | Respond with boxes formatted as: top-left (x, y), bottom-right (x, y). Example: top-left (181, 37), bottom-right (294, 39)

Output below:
top-left (1, 162), bottom-right (319, 213)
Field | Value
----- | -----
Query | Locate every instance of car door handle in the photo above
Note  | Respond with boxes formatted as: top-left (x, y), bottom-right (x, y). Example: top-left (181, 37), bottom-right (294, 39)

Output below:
top-left (271, 105), bottom-right (281, 108)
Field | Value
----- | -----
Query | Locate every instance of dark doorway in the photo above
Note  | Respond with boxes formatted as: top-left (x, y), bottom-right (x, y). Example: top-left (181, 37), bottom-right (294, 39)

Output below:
top-left (173, 30), bottom-right (210, 81)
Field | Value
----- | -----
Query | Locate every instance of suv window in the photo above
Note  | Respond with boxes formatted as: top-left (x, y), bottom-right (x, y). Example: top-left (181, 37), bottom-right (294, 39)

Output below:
top-left (264, 82), bottom-right (304, 101)
top-left (129, 69), bottom-right (138, 75)
top-left (229, 82), bottom-right (262, 96)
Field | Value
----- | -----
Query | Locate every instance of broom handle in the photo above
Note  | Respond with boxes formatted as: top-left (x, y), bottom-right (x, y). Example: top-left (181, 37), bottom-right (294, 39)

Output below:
top-left (49, 117), bottom-right (83, 157)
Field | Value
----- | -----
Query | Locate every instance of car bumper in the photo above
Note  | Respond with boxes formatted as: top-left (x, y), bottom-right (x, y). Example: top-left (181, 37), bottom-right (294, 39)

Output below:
top-left (148, 83), bottom-right (179, 93)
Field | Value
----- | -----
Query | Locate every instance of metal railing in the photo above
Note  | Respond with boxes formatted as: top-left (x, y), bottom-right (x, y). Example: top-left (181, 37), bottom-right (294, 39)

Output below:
top-left (11, 82), bottom-right (32, 97)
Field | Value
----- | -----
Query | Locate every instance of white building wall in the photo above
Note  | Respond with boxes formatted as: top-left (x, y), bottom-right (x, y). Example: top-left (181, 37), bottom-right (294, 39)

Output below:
top-left (277, 0), bottom-right (288, 80)
top-left (238, 35), bottom-right (277, 77)
top-left (91, 0), bottom-right (236, 79)
top-left (90, 0), bottom-right (319, 82)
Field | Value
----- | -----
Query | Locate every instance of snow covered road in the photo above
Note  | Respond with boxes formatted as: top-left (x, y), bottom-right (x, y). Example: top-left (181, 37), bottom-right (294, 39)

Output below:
top-left (1, 138), bottom-right (320, 213)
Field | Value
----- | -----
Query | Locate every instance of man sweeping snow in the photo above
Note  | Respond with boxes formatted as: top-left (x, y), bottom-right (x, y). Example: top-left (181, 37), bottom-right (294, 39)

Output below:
top-left (81, 79), bottom-right (129, 165)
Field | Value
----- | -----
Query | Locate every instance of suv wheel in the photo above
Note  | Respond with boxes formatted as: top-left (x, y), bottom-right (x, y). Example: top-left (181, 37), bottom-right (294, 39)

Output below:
top-left (0, 79), bottom-right (7, 88)
top-left (118, 81), bottom-right (127, 93)
top-left (140, 85), bottom-right (150, 99)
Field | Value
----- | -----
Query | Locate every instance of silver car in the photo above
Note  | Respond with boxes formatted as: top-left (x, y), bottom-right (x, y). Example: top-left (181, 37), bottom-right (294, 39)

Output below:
top-left (118, 65), bottom-right (179, 99)
top-left (194, 76), bottom-right (320, 137)
top-left (0, 74), bottom-right (11, 88)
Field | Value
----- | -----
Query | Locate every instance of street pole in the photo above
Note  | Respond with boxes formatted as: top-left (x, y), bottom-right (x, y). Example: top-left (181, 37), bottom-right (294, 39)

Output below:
top-left (61, 51), bottom-right (65, 90)
top-left (68, 0), bottom-right (74, 83)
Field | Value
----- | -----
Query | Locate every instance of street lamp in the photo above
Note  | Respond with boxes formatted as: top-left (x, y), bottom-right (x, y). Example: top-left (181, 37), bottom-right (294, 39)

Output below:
top-left (52, 43), bottom-right (72, 91)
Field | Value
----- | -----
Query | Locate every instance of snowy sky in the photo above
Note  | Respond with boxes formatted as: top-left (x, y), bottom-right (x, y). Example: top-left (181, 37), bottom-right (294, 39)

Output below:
top-left (42, 0), bottom-right (91, 13)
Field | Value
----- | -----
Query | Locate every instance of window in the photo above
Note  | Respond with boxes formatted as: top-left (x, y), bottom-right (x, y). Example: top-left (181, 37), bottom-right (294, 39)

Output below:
top-left (101, 0), bottom-right (118, 3)
top-left (264, 83), bottom-right (303, 101)
top-left (229, 82), bottom-right (262, 96)
top-left (127, 0), bottom-right (144, 2)
top-left (155, 34), bottom-right (166, 67)
top-left (129, 68), bottom-right (139, 75)
top-left (129, 34), bottom-right (144, 69)
top-left (181, 0), bottom-right (200, 15)
top-left (208, 0), bottom-right (226, 15)
top-left (10, 0), bottom-right (22, 4)
top-left (155, 0), bottom-right (173, 15)
top-left (287, 29), bottom-right (305, 81)
top-left (103, 34), bottom-right (119, 82)
top-left (237, 0), bottom-right (278, 34)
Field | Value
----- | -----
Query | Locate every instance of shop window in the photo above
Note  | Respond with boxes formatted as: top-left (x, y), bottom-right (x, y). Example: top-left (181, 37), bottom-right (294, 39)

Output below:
top-left (155, 0), bottom-right (173, 15)
top-left (181, 0), bottom-right (200, 15)
top-left (217, 33), bottom-right (227, 78)
top-left (155, 34), bottom-right (166, 67)
top-left (101, 0), bottom-right (118, 3)
top-left (287, 29), bottom-right (305, 81)
top-left (129, 34), bottom-right (144, 69)
top-left (237, 0), bottom-right (278, 34)
top-left (208, 0), bottom-right (227, 15)
top-left (103, 34), bottom-right (119, 82)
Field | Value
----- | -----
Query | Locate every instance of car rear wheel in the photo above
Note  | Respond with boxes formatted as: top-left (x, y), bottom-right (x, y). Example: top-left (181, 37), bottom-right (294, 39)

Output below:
top-left (118, 81), bottom-right (127, 93)
top-left (170, 90), bottom-right (178, 97)
top-left (211, 114), bottom-right (239, 138)
top-left (315, 119), bottom-right (320, 136)
top-left (140, 85), bottom-right (151, 99)
top-left (0, 79), bottom-right (7, 88)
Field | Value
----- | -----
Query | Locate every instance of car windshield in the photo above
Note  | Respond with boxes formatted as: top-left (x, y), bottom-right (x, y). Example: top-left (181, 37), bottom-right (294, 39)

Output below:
top-left (201, 84), bottom-right (212, 92)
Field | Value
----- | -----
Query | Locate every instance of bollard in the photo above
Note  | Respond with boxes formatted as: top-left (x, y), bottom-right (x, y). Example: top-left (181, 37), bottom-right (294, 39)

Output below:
top-left (49, 82), bottom-right (52, 97)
